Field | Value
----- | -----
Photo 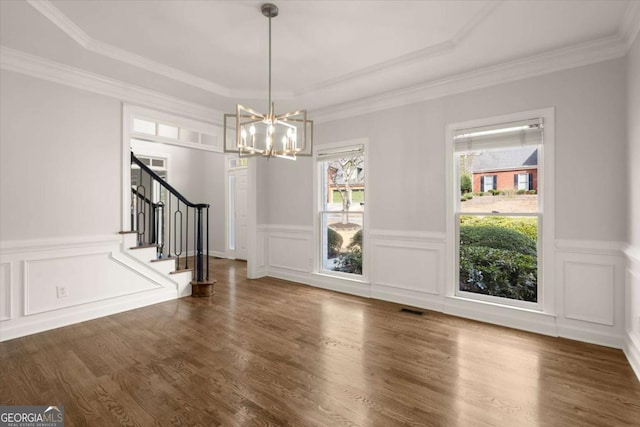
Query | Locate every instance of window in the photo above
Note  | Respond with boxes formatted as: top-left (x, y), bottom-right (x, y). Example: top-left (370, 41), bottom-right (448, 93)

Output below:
top-left (128, 109), bottom-right (221, 153)
top-left (454, 118), bottom-right (543, 308)
top-left (481, 175), bottom-right (496, 192)
top-left (516, 173), bottom-right (533, 191)
top-left (317, 144), bottom-right (365, 277)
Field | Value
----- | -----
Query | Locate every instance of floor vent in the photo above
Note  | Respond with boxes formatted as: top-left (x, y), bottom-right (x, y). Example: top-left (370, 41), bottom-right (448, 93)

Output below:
top-left (400, 308), bottom-right (424, 316)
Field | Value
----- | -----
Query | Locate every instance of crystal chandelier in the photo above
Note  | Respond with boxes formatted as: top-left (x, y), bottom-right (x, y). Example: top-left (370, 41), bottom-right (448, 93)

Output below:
top-left (224, 3), bottom-right (313, 159)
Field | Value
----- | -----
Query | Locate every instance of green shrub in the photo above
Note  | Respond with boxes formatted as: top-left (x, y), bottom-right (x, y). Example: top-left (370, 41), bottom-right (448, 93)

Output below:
top-left (528, 189), bottom-right (537, 195)
top-left (459, 245), bottom-right (537, 302)
top-left (459, 225), bottom-right (536, 256)
top-left (460, 216), bottom-right (538, 242)
top-left (348, 229), bottom-right (362, 249)
top-left (460, 174), bottom-right (472, 194)
top-left (333, 248), bottom-right (362, 274)
top-left (460, 193), bottom-right (474, 202)
top-left (516, 189), bottom-right (527, 195)
top-left (327, 227), bottom-right (343, 258)
top-left (488, 189), bottom-right (500, 195)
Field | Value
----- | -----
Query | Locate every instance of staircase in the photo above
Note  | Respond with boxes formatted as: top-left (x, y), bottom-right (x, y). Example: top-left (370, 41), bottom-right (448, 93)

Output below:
top-left (125, 152), bottom-right (215, 297)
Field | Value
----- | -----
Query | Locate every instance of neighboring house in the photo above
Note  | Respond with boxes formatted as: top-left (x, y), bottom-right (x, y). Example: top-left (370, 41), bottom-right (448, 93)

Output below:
top-left (326, 164), bottom-right (365, 205)
top-left (472, 147), bottom-right (538, 193)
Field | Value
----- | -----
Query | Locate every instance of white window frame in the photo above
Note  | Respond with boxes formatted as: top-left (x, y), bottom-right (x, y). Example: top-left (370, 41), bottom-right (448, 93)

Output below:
top-left (313, 139), bottom-right (370, 283)
top-left (445, 108), bottom-right (555, 314)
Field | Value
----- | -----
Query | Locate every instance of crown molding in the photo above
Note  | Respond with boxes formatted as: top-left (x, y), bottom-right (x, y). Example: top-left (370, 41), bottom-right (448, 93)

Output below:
top-left (25, 0), bottom-right (500, 101)
top-left (24, 0), bottom-right (284, 100)
top-left (0, 46), bottom-right (223, 125)
top-left (311, 34), bottom-right (628, 123)
top-left (20, 0), bottom-right (639, 114)
top-left (295, 1), bottom-right (501, 96)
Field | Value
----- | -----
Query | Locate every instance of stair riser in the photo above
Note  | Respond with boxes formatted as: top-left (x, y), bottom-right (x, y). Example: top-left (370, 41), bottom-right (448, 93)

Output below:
top-left (127, 247), bottom-right (158, 263)
top-left (151, 261), bottom-right (176, 276)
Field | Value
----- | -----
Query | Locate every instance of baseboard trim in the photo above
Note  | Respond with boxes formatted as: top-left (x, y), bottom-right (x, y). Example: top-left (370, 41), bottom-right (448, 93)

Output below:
top-left (443, 296), bottom-right (559, 337)
top-left (370, 285), bottom-right (444, 313)
top-left (268, 268), bottom-right (370, 299)
top-left (624, 334), bottom-right (640, 382)
top-left (208, 250), bottom-right (227, 259)
top-left (556, 324), bottom-right (623, 349)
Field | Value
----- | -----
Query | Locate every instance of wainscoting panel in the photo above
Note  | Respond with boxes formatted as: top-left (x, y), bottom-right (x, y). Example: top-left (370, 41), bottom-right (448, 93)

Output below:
top-left (268, 229), bottom-right (312, 272)
top-left (0, 234), bottom-right (178, 341)
top-left (372, 242), bottom-right (440, 295)
top-left (554, 242), bottom-right (626, 348)
top-left (0, 262), bottom-right (12, 321)
top-left (23, 251), bottom-right (161, 316)
top-left (563, 261), bottom-right (615, 326)
top-left (260, 227), bottom-right (634, 370)
top-left (253, 226), bottom-right (268, 278)
top-left (625, 247), bottom-right (640, 380)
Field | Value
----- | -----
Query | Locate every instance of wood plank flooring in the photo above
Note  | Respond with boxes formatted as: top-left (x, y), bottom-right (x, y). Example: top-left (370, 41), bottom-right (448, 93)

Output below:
top-left (1, 258), bottom-right (639, 426)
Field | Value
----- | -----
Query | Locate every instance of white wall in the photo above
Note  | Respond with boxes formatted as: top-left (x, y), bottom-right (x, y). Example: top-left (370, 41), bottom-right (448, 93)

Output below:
top-left (625, 32), bottom-right (640, 379)
top-left (310, 59), bottom-right (628, 239)
top-left (1, 71), bottom-right (121, 240)
top-left (203, 151), bottom-right (226, 256)
top-left (263, 156), bottom-right (314, 227)
top-left (259, 58), bottom-right (631, 354)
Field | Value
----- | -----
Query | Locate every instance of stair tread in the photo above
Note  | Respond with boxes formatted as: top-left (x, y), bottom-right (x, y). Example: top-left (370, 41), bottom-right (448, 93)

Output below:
top-left (150, 256), bottom-right (177, 263)
top-left (118, 231), bottom-right (138, 235)
top-left (129, 244), bottom-right (158, 250)
top-left (171, 268), bottom-right (193, 275)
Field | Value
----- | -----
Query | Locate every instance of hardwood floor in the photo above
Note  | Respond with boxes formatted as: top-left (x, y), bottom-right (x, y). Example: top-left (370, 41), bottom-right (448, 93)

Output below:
top-left (1, 258), bottom-right (639, 426)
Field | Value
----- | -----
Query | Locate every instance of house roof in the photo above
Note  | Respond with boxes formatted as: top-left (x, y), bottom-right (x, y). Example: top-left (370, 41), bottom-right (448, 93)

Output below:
top-left (471, 147), bottom-right (538, 173)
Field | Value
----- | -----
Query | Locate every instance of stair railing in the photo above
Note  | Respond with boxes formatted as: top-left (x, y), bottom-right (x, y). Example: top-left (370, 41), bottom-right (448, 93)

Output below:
top-left (130, 152), bottom-right (210, 282)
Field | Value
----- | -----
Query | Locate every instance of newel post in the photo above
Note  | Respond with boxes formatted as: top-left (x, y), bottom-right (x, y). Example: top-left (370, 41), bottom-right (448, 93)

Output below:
top-left (191, 205), bottom-right (215, 297)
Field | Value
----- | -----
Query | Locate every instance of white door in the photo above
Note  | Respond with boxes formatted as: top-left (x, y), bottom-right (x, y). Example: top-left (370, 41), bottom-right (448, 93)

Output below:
top-left (228, 167), bottom-right (248, 260)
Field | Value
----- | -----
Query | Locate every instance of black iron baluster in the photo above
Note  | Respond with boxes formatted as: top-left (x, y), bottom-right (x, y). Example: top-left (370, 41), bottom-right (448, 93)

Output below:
top-left (174, 200), bottom-right (183, 264)
top-left (156, 201), bottom-right (164, 257)
top-left (185, 207), bottom-right (189, 270)
top-left (206, 207), bottom-right (209, 280)
top-left (195, 207), bottom-right (203, 282)
top-left (130, 153), bottom-right (211, 290)
top-left (136, 185), bottom-right (145, 246)
top-left (193, 208), bottom-right (197, 279)
top-left (168, 195), bottom-right (172, 259)
top-left (149, 170), bottom-right (153, 245)
top-left (150, 203), bottom-right (156, 247)
top-left (130, 188), bottom-right (136, 232)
